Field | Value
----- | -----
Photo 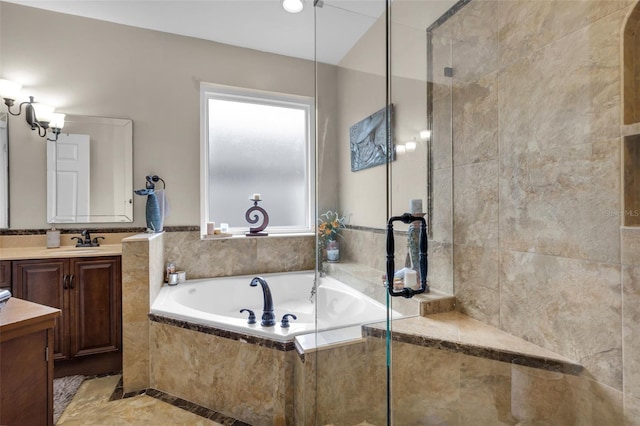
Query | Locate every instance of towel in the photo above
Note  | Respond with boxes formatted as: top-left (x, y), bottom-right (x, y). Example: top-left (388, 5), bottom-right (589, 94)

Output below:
top-left (156, 189), bottom-right (170, 221)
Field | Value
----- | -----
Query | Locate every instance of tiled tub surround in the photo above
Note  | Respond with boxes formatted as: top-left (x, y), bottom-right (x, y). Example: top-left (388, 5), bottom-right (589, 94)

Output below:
top-left (149, 318), bottom-right (296, 426)
top-left (146, 306), bottom-right (631, 425)
top-left (121, 231), bottom-right (315, 395)
top-left (162, 231), bottom-right (316, 279)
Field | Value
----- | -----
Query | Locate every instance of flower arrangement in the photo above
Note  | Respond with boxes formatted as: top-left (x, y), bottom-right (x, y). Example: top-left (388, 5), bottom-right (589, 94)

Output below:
top-left (317, 210), bottom-right (347, 242)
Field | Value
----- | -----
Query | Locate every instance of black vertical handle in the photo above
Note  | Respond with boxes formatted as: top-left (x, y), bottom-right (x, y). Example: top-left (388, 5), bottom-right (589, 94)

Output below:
top-left (63, 274), bottom-right (68, 290)
top-left (419, 220), bottom-right (428, 290)
top-left (386, 213), bottom-right (430, 298)
top-left (386, 221), bottom-right (395, 294)
top-left (69, 274), bottom-right (75, 289)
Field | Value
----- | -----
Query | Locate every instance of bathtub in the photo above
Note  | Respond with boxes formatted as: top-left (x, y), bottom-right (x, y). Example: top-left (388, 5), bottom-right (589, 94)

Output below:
top-left (150, 270), bottom-right (392, 343)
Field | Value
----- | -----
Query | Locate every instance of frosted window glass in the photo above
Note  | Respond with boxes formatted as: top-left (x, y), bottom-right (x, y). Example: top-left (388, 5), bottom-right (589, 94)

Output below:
top-left (206, 95), bottom-right (312, 230)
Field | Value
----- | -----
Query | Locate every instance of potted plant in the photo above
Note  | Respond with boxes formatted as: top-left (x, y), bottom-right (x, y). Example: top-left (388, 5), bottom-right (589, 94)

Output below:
top-left (318, 210), bottom-right (347, 262)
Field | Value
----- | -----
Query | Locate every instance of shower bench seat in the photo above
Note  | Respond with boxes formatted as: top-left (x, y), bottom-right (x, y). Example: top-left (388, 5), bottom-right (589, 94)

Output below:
top-left (322, 262), bottom-right (582, 375)
top-left (363, 311), bottom-right (583, 375)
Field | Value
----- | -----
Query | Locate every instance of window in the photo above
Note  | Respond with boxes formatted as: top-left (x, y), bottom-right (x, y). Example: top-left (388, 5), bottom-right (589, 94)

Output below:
top-left (200, 83), bottom-right (315, 236)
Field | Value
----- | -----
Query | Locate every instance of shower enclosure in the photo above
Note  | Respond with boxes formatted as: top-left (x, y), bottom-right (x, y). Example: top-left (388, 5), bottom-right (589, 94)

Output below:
top-left (313, 0), bottom-right (634, 424)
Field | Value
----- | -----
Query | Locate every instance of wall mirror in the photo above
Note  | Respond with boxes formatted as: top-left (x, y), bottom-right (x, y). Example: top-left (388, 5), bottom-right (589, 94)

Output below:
top-left (47, 115), bottom-right (133, 223)
top-left (0, 113), bottom-right (8, 229)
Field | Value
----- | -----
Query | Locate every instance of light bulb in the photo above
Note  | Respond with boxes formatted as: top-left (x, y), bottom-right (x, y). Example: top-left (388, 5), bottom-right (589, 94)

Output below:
top-left (0, 79), bottom-right (22, 101)
top-left (396, 145), bottom-right (406, 154)
top-left (50, 113), bottom-right (65, 130)
top-left (405, 141), bottom-right (417, 152)
top-left (419, 129), bottom-right (431, 140)
top-left (33, 103), bottom-right (55, 124)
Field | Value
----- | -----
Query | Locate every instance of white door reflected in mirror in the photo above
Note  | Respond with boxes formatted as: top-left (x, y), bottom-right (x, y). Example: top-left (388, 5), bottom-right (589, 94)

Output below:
top-left (45, 115), bottom-right (133, 224)
top-left (47, 134), bottom-right (91, 222)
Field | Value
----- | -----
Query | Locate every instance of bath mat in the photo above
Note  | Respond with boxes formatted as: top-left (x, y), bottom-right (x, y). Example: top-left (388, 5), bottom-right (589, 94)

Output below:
top-left (53, 375), bottom-right (85, 424)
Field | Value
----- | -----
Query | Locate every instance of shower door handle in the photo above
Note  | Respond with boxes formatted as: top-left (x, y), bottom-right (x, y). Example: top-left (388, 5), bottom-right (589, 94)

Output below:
top-left (386, 213), bottom-right (429, 298)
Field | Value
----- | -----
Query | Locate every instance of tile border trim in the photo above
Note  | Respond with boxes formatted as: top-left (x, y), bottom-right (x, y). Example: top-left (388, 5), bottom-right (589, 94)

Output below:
top-left (148, 313), bottom-right (296, 352)
top-left (109, 376), bottom-right (251, 425)
top-left (362, 326), bottom-right (583, 376)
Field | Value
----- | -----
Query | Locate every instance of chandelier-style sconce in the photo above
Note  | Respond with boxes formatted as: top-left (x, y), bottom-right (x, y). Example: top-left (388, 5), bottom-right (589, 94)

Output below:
top-left (0, 79), bottom-right (65, 141)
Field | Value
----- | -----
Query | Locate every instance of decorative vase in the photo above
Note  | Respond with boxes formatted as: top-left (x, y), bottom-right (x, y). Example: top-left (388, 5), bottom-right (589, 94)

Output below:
top-left (134, 185), bottom-right (163, 233)
top-left (326, 239), bottom-right (340, 262)
top-left (145, 192), bottom-right (163, 232)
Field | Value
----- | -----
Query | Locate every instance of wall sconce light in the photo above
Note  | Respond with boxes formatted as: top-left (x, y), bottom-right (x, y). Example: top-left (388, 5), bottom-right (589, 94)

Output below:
top-left (0, 78), bottom-right (65, 141)
top-left (49, 113), bottom-right (66, 141)
top-left (419, 129), bottom-right (431, 141)
top-left (405, 139), bottom-right (417, 152)
top-left (395, 144), bottom-right (406, 154)
top-left (282, 0), bottom-right (304, 13)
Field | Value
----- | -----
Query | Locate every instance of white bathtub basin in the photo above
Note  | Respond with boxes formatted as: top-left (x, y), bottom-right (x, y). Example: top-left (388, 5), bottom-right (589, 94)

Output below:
top-left (151, 270), bottom-right (396, 342)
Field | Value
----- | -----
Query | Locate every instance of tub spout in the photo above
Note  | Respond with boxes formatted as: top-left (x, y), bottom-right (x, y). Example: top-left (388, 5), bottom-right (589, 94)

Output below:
top-left (250, 277), bottom-right (276, 327)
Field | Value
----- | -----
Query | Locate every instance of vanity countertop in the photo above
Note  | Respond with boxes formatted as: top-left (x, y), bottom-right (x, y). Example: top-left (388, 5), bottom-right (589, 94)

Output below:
top-left (0, 297), bottom-right (60, 343)
top-left (0, 244), bottom-right (122, 261)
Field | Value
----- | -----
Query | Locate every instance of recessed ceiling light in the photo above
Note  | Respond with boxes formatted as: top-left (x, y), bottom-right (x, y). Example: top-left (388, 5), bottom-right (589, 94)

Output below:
top-left (282, 0), bottom-right (304, 13)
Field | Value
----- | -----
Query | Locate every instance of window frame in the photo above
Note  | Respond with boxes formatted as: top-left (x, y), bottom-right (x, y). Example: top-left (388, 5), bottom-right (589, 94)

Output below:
top-left (200, 82), bottom-right (315, 237)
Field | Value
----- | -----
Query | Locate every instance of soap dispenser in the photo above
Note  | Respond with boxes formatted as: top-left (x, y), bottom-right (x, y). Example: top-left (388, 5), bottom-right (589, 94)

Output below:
top-left (46, 226), bottom-right (60, 248)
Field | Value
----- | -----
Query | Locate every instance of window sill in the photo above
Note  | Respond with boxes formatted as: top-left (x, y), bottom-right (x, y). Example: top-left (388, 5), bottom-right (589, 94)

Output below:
top-left (200, 232), bottom-right (314, 241)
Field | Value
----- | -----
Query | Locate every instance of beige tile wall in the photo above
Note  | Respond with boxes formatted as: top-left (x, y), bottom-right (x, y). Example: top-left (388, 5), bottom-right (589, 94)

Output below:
top-left (121, 232), bottom-right (164, 393)
top-left (425, 0), bottom-right (639, 420)
top-left (311, 337), bottom-right (624, 425)
top-left (149, 322), bottom-right (295, 426)
top-left (163, 232), bottom-right (315, 279)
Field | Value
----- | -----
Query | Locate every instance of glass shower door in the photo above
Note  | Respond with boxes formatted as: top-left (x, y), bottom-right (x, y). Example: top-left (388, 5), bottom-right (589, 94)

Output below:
top-left (385, 0), bottom-right (455, 423)
top-left (313, 0), bottom-right (454, 424)
top-left (313, 0), bottom-right (391, 424)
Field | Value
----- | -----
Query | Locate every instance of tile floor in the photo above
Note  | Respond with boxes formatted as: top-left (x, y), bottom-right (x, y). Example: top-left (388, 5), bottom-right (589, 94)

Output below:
top-left (58, 375), bottom-right (376, 425)
top-left (56, 375), bottom-right (242, 425)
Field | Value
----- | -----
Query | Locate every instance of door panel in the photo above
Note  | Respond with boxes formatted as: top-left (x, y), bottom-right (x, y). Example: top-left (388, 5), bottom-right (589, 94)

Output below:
top-left (70, 257), bottom-right (121, 357)
top-left (47, 133), bottom-right (90, 222)
top-left (13, 259), bottom-right (69, 360)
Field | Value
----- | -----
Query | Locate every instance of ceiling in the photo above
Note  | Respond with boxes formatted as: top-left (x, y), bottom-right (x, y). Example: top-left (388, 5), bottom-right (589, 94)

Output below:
top-left (3, 0), bottom-right (455, 65)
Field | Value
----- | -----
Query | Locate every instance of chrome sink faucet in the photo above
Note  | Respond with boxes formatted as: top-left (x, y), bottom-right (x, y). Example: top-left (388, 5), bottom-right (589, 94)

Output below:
top-left (71, 230), bottom-right (105, 247)
top-left (250, 276), bottom-right (276, 326)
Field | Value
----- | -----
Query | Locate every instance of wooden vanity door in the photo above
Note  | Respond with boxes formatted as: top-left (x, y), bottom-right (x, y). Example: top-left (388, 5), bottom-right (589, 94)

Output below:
top-left (69, 257), bottom-right (121, 358)
top-left (13, 259), bottom-right (69, 361)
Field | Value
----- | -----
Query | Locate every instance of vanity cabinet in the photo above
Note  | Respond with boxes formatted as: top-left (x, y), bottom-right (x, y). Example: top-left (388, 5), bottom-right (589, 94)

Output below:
top-left (0, 298), bottom-right (60, 426)
top-left (12, 256), bottom-right (122, 374)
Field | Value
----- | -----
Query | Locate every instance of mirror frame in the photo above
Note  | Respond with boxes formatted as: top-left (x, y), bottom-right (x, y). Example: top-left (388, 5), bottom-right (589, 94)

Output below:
top-left (0, 113), bottom-right (8, 229)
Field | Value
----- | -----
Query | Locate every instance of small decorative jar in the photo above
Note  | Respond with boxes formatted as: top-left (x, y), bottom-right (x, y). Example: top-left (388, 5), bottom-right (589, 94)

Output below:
top-left (326, 239), bottom-right (340, 262)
